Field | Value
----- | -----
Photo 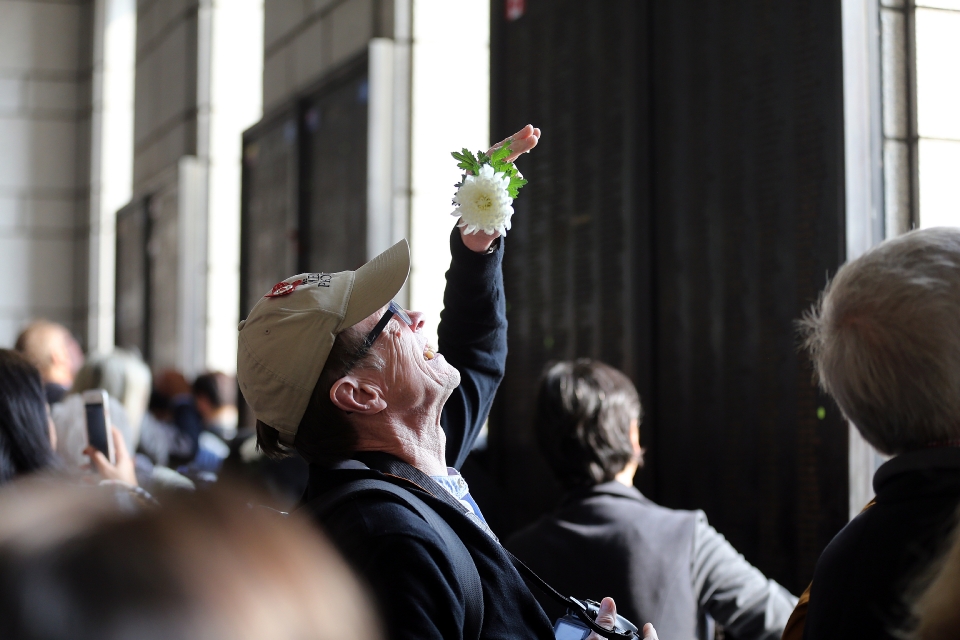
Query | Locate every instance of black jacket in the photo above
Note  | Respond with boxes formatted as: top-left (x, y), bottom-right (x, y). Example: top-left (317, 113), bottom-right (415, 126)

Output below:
top-left (803, 447), bottom-right (960, 639)
top-left (303, 232), bottom-right (555, 640)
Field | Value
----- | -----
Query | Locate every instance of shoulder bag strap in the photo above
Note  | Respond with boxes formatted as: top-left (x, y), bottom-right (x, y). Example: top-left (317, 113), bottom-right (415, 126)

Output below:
top-left (309, 478), bottom-right (484, 640)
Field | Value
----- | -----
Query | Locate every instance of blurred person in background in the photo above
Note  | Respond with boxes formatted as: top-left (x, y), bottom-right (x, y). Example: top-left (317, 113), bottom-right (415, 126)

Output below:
top-left (192, 371), bottom-right (238, 442)
top-left (52, 349), bottom-right (193, 492)
top-left (0, 481), bottom-right (382, 640)
top-left (0, 349), bottom-right (138, 492)
top-left (0, 349), bottom-right (59, 483)
top-left (185, 371), bottom-right (237, 474)
top-left (790, 227), bottom-right (960, 639)
top-left (507, 359), bottom-right (796, 640)
top-left (14, 319), bottom-right (84, 405)
top-left (142, 369), bottom-right (204, 468)
top-left (52, 349), bottom-right (145, 469)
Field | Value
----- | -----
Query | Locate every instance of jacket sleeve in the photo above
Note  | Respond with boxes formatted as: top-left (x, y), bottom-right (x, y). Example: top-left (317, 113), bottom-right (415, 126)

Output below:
top-left (691, 512), bottom-right (798, 640)
top-left (438, 230), bottom-right (508, 469)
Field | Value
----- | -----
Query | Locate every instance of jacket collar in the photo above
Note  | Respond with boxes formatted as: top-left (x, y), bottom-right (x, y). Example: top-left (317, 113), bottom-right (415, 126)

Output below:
top-left (563, 480), bottom-right (652, 506)
top-left (874, 446), bottom-right (960, 495)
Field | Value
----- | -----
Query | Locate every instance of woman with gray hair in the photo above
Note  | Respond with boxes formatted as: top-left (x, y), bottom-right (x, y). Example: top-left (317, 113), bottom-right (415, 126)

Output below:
top-left (791, 226), bottom-right (960, 640)
top-left (51, 349), bottom-right (150, 468)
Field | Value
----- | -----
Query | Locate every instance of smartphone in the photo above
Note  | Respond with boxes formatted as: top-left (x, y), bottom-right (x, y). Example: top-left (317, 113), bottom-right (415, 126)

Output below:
top-left (82, 389), bottom-right (114, 465)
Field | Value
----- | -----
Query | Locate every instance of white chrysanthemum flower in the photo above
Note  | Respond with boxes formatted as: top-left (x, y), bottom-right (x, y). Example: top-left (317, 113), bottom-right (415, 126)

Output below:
top-left (450, 164), bottom-right (514, 236)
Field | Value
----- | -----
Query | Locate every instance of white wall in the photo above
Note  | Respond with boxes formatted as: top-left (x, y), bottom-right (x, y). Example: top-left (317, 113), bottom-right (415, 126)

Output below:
top-left (205, 0), bottom-right (263, 373)
top-left (0, 0), bottom-right (90, 347)
top-left (915, 2), bottom-right (960, 228)
top-left (409, 0), bottom-right (490, 346)
top-left (87, 0), bottom-right (137, 353)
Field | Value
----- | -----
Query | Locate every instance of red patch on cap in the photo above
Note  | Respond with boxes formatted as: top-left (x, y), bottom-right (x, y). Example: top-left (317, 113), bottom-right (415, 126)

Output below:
top-left (265, 279), bottom-right (302, 298)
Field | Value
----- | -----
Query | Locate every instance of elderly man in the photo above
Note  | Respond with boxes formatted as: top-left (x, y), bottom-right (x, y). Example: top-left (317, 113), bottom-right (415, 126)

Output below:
top-left (237, 126), bottom-right (656, 640)
top-left (508, 359), bottom-right (796, 640)
top-left (793, 227), bottom-right (960, 639)
top-left (14, 320), bottom-right (84, 404)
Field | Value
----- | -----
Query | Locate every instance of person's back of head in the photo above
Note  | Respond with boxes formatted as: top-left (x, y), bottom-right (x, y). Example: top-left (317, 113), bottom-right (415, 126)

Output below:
top-left (0, 481), bottom-right (382, 640)
top-left (0, 350), bottom-right (57, 485)
top-left (192, 372), bottom-right (236, 411)
top-left (536, 359), bottom-right (642, 490)
top-left (14, 320), bottom-right (82, 388)
top-left (800, 226), bottom-right (960, 455)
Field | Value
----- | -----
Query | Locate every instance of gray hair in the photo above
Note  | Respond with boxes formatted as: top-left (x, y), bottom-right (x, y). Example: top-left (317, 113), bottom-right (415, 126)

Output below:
top-left (72, 349), bottom-right (152, 448)
top-left (799, 227), bottom-right (960, 455)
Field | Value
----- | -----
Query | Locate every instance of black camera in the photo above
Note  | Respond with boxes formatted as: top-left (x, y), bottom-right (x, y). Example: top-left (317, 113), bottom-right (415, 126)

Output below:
top-left (552, 598), bottom-right (639, 639)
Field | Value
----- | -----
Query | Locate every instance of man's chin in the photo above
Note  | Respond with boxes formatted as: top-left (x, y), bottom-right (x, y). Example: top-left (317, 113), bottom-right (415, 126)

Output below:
top-left (435, 359), bottom-right (461, 391)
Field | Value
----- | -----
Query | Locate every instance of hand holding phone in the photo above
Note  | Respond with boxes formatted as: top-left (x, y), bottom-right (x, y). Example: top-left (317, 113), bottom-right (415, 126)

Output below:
top-left (84, 425), bottom-right (138, 487)
top-left (82, 389), bottom-right (114, 465)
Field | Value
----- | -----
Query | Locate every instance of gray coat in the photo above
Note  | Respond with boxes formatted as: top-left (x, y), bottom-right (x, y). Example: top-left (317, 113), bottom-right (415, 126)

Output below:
top-left (506, 482), bottom-right (796, 640)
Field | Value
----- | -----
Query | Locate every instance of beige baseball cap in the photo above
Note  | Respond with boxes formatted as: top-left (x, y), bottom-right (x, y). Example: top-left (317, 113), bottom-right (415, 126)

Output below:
top-left (236, 240), bottom-right (410, 441)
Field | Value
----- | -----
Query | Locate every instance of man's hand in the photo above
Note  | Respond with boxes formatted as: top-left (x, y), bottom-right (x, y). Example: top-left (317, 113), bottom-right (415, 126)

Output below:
top-left (459, 124), bottom-right (541, 253)
top-left (585, 597), bottom-right (660, 640)
top-left (85, 426), bottom-right (138, 487)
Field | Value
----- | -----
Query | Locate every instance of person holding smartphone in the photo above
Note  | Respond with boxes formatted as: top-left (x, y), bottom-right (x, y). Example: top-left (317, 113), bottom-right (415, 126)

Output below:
top-left (0, 349), bottom-right (140, 494)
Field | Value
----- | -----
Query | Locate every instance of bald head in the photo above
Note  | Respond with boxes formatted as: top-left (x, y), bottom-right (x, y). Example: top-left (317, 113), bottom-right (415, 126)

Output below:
top-left (15, 320), bottom-right (83, 387)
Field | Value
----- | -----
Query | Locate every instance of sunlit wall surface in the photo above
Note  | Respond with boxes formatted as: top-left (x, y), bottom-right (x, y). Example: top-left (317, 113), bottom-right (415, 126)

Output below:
top-left (916, 2), bottom-right (960, 228)
top-left (89, 0), bottom-right (136, 352)
top-left (0, 1), bottom-right (92, 346)
top-left (409, 0), bottom-right (490, 346)
top-left (206, 0), bottom-right (263, 374)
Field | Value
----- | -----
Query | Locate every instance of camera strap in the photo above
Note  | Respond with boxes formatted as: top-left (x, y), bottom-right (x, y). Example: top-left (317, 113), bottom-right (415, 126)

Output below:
top-left (504, 549), bottom-right (638, 639)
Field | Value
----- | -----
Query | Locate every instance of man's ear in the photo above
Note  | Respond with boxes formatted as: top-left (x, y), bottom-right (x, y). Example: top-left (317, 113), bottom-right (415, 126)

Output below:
top-left (330, 376), bottom-right (387, 415)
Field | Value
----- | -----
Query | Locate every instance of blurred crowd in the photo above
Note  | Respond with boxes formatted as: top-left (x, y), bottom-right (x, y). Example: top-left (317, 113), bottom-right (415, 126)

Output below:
top-left (10, 320), bottom-right (307, 504)
top-left (0, 321), bottom-right (375, 639)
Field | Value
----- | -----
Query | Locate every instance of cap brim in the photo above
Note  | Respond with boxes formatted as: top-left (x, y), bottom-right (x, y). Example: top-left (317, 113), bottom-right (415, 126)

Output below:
top-left (340, 239), bottom-right (411, 330)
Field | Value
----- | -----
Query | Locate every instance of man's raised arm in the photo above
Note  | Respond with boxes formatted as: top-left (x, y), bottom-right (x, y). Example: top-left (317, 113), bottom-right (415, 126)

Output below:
top-left (438, 125), bottom-right (540, 467)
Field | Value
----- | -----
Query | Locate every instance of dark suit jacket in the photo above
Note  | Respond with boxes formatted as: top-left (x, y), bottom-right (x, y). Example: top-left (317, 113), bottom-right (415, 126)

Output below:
top-left (507, 482), bottom-right (700, 638)
top-left (804, 447), bottom-right (960, 639)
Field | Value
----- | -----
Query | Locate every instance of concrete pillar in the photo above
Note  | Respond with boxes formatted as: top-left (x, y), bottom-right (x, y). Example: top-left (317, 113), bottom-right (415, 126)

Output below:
top-left (0, 0), bottom-right (93, 347)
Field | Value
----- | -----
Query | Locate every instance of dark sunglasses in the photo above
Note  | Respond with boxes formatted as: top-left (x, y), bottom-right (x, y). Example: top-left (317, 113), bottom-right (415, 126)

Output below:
top-left (364, 300), bottom-right (414, 347)
top-left (343, 301), bottom-right (413, 373)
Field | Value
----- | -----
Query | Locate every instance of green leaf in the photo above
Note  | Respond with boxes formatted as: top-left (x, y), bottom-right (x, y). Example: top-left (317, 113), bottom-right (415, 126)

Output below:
top-left (490, 143), bottom-right (512, 165)
top-left (507, 175), bottom-right (528, 199)
top-left (451, 149), bottom-right (481, 174)
top-left (451, 143), bottom-right (528, 199)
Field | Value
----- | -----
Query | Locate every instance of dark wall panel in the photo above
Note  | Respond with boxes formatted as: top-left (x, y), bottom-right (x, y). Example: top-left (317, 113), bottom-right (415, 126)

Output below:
top-left (240, 55), bottom-right (369, 317)
top-left (487, 0), bottom-right (651, 537)
top-left (301, 70), bottom-right (369, 273)
top-left (649, 0), bottom-right (849, 589)
top-left (240, 107), bottom-right (300, 318)
top-left (489, 0), bottom-right (847, 593)
top-left (115, 197), bottom-right (151, 359)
